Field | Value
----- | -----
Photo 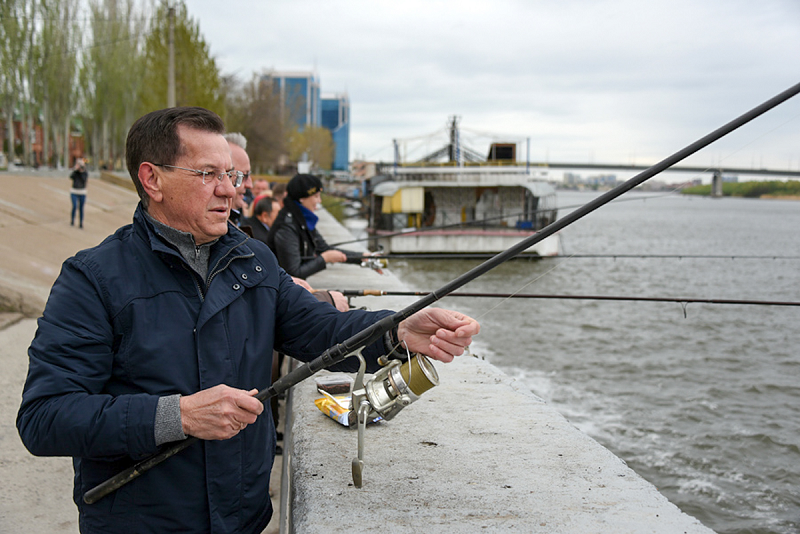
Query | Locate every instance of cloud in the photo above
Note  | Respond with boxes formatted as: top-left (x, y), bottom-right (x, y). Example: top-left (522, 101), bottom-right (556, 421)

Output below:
top-left (191, 0), bottom-right (800, 172)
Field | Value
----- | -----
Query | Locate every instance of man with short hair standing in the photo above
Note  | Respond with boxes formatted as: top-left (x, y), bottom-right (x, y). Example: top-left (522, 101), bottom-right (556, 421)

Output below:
top-left (16, 107), bottom-right (479, 534)
top-left (252, 177), bottom-right (271, 199)
top-left (241, 196), bottom-right (280, 244)
top-left (223, 132), bottom-right (252, 226)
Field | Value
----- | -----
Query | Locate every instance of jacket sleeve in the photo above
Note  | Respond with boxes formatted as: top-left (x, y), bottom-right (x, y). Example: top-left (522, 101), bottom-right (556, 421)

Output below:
top-left (16, 257), bottom-right (160, 461)
top-left (273, 223), bottom-right (326, 279)
top-left (342, 249), bottom-right (365, 265)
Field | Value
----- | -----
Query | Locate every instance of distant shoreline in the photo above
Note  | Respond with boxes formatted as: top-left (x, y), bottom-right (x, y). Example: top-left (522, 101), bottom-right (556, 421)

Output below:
top-left (681, 180), bottom-right (800, 199)
top-left (759, 195), bottom-right (800, 201)
top-left (679, 193), bottom-right (800, 201)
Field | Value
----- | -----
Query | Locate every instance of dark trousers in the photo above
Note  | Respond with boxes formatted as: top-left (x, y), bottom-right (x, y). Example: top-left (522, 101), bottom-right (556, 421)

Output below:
top-left (71, 193), bottom-right (86, 227)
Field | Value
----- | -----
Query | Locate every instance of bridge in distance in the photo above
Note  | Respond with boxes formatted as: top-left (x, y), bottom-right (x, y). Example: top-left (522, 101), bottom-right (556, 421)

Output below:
top-left (524, 161), bottom-right (800, 179)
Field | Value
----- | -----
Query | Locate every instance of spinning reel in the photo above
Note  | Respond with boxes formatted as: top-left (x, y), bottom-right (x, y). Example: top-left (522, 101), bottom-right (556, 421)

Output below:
top-left (348, 344), bottom-right (439, 487)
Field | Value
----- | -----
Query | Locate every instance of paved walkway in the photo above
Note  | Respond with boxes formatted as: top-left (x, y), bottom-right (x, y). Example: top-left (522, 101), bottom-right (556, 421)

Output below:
top-left (0, 169), bottom-right (139, 534)
top-left (0, 170), bottom-right (284, 533)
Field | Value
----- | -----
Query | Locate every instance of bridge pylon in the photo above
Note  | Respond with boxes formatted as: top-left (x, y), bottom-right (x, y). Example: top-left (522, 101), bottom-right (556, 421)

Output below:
top-left (711, 170), bottom-right (723, 197)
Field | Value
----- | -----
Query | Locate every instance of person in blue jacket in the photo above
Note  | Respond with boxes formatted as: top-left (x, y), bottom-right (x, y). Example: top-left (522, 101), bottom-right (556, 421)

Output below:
top-left (16, 106), bottom-right (479, 534)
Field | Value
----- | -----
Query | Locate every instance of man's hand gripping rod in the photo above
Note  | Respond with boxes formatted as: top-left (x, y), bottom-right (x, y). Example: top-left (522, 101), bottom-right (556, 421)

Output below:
top-left (83, 314), bottom-right (401, 504)
top-left (84, 80), bottom-right (800, 505)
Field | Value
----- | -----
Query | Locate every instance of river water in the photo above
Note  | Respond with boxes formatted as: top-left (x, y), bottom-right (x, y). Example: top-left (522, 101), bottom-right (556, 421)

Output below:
top-left (371, 191), bottom-right (800, 534)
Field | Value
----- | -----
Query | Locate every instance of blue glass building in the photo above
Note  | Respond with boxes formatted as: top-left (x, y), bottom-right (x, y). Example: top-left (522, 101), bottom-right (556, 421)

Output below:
top-left (262, 70), bottom-right (350, 171)
top-left (264, 71), bottom-right (321, 130)
top-left (321, 94), bottom-right (350, 171)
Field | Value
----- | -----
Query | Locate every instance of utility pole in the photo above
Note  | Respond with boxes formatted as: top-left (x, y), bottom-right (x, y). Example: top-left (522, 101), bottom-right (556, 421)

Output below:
top-left (167, 3), bottom-right (176, 107)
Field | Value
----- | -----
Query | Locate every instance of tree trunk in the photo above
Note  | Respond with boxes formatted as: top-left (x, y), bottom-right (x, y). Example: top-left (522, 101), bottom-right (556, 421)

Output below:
top-left (63, 116), bottom-right (70, 168)
top-left (5, 105), bottom-right (15, 169)
top-left (102, 116), bottom-right (109, 169)
top-left (42, 97), bottom-right (50, 167)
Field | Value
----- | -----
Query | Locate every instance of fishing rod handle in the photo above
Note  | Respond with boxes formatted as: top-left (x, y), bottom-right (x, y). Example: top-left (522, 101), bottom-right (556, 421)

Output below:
top-left (85, 380), bottom-right (284, 505)
top-left (83, 436), bottom-right (198, 504)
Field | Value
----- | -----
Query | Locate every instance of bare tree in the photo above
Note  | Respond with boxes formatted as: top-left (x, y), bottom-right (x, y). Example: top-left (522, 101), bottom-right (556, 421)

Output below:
top-left (0, 0), bottom-right (29, 167)
top-left (288, 125), bottom-right (335, 171)
top-left (140, 1), bottom-right (222, 114)
top-left (33, 0), bottom-right (81, 167)
top-left (80, 0), bottom-right (145, 169)
top-left (226, 74), bottom-right (287, 174)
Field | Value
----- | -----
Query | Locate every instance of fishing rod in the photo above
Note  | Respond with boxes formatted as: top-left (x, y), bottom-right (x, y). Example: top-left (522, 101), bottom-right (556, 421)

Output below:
top-left (349, 253), bottom-right (800, 261)
top-left (83, 81), bottom-right (800, 504)
top-left (340, 289), bottom-right (800, 309)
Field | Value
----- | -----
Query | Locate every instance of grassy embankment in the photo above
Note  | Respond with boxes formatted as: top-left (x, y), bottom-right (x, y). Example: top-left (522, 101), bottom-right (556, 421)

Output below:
top-left (682, 180), bottom-right (800, 199)
top-left (320, 193), bottom-right (348, 222)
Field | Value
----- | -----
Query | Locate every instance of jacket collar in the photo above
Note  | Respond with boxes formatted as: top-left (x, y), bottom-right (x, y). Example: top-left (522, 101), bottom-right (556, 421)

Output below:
top-left (133, 204), bottom-right (252, 269)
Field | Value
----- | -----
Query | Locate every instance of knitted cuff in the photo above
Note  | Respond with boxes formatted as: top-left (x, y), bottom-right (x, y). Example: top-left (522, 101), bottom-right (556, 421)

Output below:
top-left (155, 394), bottom-right (187, 446)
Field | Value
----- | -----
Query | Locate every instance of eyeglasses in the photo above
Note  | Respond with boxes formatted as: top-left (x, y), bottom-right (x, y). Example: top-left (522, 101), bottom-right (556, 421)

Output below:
top-left (153, 164), bottom-right (245, 188)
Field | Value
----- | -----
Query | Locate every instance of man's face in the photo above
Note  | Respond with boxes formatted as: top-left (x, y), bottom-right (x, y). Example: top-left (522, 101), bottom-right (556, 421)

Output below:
top-left (265, 200), bottom-right (281, 227)
top-left (229, 143), bottom-right (252, 211)
top-left (299, 191), bottom-right (321, 212)
top-left (153, 126), bottom-right (235, 244)
top-left (256, 200), bottom-right (281, 228)
top-left (252, 179), bottom-right (270, 198)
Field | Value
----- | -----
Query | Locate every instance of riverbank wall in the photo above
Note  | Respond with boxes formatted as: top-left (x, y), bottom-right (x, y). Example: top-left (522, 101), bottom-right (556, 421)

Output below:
top-left (0, 170), bottom-right (714, 533)
top-left (281, 206), bottom-right (714, 533)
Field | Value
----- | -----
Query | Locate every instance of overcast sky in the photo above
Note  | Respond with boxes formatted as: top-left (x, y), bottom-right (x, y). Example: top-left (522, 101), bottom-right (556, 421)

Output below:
top-left (188, 0), bottom-right (800, 177)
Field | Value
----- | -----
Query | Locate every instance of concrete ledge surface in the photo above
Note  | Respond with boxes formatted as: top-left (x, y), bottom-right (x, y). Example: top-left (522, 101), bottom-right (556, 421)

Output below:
top-left (287, 208), bottom-right (713, 533)
top-left (289, 356), bottom-right (713, 533)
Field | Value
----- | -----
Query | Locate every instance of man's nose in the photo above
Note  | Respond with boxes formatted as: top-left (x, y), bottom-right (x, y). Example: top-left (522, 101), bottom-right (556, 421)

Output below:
top-left (218, 176), bottom-right (237, 197)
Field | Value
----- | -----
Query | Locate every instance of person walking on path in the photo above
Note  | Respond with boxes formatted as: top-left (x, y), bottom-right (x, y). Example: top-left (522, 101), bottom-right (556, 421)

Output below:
top-left (69, 158), bottom-right (88, 228)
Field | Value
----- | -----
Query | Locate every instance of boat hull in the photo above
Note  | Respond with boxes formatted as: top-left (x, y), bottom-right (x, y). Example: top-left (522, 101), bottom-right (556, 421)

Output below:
top-left (373, 229), bottom-right (562, 256)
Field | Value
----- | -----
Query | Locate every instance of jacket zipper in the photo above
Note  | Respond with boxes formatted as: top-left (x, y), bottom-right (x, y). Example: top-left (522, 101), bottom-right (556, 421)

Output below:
top-left (206, 250), bottom-right (255, 290)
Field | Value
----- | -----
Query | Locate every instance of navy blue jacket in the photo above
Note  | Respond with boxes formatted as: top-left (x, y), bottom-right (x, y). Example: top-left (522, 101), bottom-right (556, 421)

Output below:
top-left (17, 204), bottom-right (392, 533)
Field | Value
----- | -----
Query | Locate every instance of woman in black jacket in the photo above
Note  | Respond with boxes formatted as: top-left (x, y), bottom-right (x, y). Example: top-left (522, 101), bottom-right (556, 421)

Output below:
top-left (69, 158), bottom-right (88, 228)
top-left (266, 174), bottom-right (364, 279)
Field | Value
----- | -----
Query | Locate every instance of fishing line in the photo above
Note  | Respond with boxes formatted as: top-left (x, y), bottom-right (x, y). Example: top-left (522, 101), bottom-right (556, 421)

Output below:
top-left (342, 290), bottom-right (800, 316)
top-left (704, 107), bottom-right (800, 170)
top-left (470, 254), bottom-right (576, 322)
top-left (358, 253), bottom-right (800, 261)
top-left (557, 254), bottom-right (800, 260)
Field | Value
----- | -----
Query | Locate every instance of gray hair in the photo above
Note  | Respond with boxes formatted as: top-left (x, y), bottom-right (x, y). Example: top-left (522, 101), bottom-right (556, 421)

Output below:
top-left (223, 132), bottom-right (247, 150)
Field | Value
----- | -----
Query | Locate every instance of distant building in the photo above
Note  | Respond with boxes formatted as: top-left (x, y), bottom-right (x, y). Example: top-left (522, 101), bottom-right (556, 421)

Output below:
top-left (263, 71), bottom-right (321, 130)
top-left (351, 160), bottom-right (376, 181)
top-left (321, 93), bottom-right (350, 171)
top-left (564, 172), bottom-right (582, 186)
top-left (261, 70), bottom-right (351, 171)
top-left (587, 174), bottom-right (618, 187)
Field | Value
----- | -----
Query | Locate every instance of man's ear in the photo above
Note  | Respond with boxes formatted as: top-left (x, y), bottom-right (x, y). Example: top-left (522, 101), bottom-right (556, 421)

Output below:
top-left (138, 162), bottom-right (163, 204)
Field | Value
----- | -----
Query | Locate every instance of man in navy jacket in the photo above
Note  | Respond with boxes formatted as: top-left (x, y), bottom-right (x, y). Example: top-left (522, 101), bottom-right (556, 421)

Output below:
top-left (16, 107), bottom-right (479, 534)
